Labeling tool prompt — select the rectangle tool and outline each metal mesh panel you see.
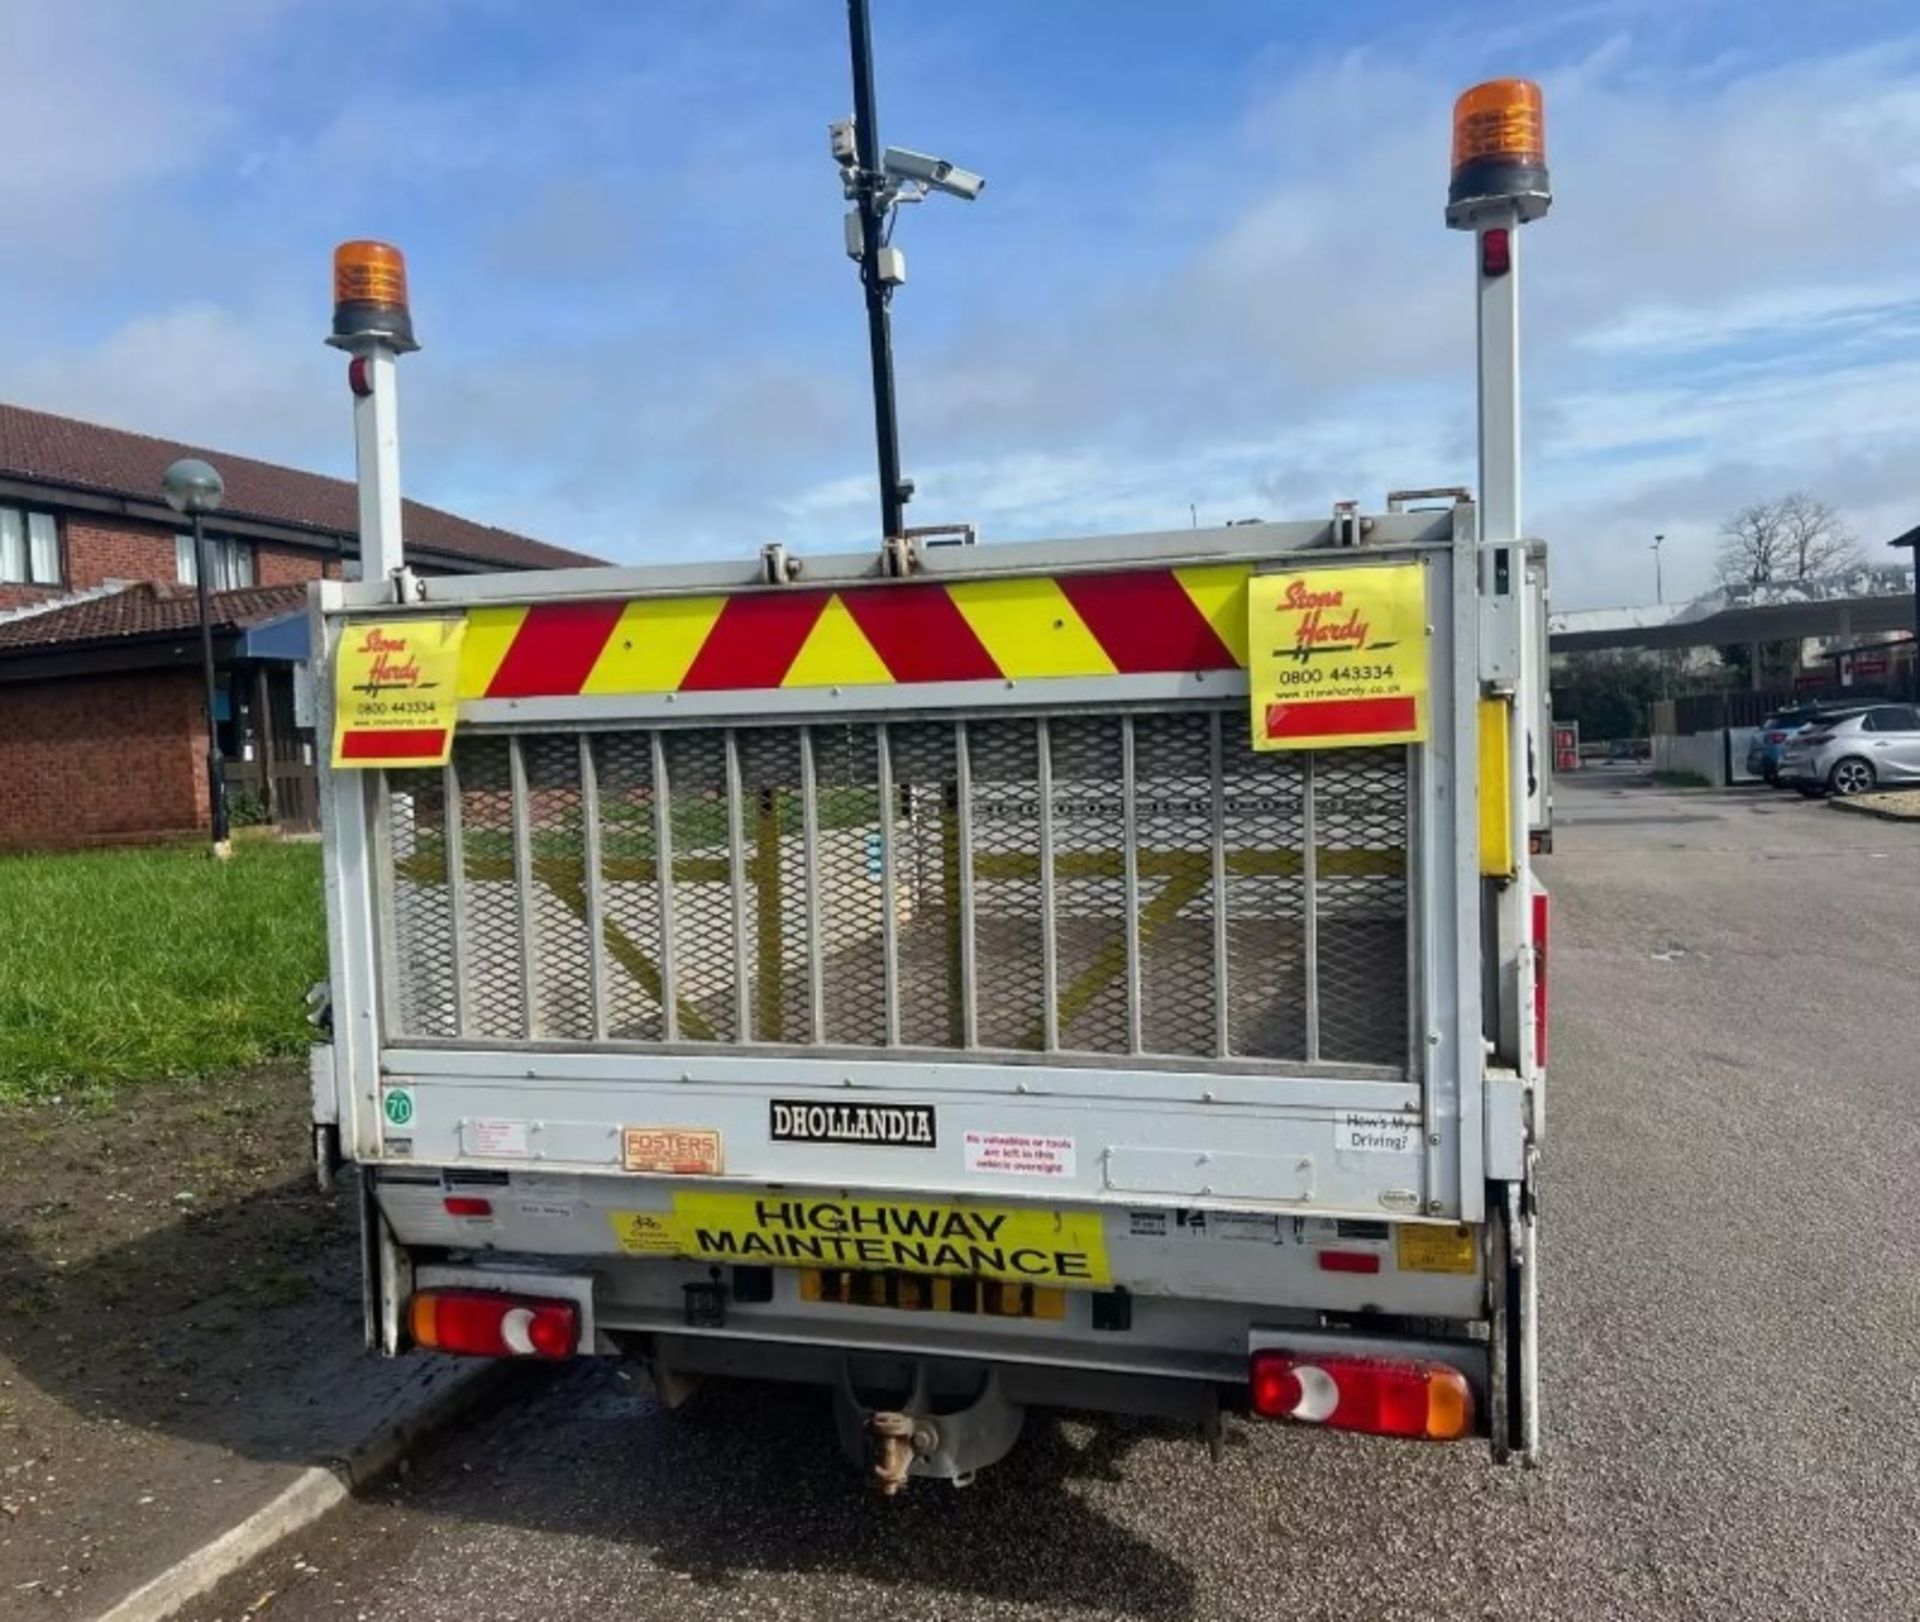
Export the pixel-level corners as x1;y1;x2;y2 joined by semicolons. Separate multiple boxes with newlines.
1313;747;1410;1065
591;732;667;1042
523;737;594;1040
737;730;810;1043
376;707;1411;1077
385;769;457;1039
661;730;739;1044
451;737;526;1039
809;724;887;1046
1221;740;1308;1060
1048;716;1129;1054
888;722;963;1048
1133;712;1219;1057
968;719;1045;1052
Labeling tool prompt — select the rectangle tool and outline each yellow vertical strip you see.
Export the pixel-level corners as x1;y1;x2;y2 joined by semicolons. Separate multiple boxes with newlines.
1173;562;1252;667
1479;697;1514;877
456;606;529;699
581;596;727;695
781;593;893;687
946;578;1117;679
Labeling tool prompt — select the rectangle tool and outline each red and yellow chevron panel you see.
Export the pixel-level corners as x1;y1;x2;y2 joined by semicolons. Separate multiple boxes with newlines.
457;565;1253;702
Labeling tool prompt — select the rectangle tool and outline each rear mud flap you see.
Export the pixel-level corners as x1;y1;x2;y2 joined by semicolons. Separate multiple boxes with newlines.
1488;1177;1540;1465
359;1167;414;1356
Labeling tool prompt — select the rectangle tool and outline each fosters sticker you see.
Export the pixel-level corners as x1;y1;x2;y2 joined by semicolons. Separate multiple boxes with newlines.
332;617;466;768
608;1192;1110;1288
1249;562;1429;750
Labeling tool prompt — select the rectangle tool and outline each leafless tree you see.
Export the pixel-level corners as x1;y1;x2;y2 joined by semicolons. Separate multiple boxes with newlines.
1714;492;1862;586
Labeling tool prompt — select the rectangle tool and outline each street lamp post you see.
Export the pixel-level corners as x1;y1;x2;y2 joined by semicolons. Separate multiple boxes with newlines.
1891;525;1920;701
162;457;231;859
1651;532;1665;604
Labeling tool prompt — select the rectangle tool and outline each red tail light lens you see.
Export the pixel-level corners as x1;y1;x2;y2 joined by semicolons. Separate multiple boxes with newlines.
1765;731;1785;744
409;1290;579;1360
442;1196;493;1218
1531;885;1549;1071
1249;1350;1474;1440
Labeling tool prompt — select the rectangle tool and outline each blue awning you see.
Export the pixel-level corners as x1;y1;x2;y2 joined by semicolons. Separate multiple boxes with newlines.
238;611;310;662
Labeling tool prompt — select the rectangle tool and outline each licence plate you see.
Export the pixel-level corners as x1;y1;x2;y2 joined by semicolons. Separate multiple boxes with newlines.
799;1269;1066;1320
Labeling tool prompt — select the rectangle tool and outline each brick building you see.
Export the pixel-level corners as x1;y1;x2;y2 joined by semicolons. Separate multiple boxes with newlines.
0;403;600;850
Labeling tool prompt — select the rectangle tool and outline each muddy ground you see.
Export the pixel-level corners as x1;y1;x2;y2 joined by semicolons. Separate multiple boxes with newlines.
0;1066;459;1621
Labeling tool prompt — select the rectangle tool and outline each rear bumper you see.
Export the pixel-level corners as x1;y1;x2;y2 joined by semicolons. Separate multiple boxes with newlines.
409;1254;1494;1436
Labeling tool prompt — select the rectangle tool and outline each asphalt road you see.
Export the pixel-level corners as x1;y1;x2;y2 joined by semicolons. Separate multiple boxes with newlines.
179;771;1920;1622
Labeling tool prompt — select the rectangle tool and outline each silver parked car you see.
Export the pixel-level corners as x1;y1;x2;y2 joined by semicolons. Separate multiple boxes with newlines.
1779;703;1920;796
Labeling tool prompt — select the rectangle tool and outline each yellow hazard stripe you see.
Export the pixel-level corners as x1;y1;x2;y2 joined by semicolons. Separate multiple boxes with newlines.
1173;562;1252;667
456;606;529;700
782;593;893;688
581;595;728;696
947;577;1117;680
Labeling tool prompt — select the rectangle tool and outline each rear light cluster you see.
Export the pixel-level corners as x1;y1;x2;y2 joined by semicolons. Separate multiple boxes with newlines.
409;1290;579;1360
1532;885;1549;1071
1765;731;1786;744
1249;1350;1473;1440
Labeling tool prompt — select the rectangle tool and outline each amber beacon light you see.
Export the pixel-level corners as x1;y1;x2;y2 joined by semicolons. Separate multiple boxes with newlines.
329;239;419;352
1446;79;1551;227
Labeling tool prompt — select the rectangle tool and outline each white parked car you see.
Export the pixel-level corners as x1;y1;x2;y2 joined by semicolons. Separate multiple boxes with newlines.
1778;703;1920;797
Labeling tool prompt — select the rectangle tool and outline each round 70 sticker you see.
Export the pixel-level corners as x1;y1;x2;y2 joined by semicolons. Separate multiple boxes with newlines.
382;1087;415;1128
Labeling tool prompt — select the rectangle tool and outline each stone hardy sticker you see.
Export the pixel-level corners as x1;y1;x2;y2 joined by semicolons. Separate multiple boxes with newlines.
770;1100;935;1149
332;616;466;768
608;1193;1110;1288
1248;562;1429;750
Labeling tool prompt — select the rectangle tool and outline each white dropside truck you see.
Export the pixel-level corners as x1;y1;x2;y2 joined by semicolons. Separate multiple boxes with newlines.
309;80;1554;1488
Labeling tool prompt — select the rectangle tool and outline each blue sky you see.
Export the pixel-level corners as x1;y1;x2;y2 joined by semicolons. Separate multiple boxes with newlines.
3;0;1920;608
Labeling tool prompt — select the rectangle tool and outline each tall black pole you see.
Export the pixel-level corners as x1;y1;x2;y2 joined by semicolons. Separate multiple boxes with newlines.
191;512;231;852
847;0;906;542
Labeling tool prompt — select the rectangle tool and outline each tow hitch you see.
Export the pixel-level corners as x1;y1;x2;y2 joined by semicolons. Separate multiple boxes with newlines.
836;1361;1025;1493
865;1410;939;1495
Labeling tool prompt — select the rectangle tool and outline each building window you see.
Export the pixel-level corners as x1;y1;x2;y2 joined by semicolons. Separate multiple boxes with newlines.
175;533;256;590
0;506;60;585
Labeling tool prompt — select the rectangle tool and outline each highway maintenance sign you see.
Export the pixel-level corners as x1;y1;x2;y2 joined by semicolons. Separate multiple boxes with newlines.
608;1192;1112;1287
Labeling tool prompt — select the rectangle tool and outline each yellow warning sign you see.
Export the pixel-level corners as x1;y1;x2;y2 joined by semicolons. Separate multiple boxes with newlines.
1395;1223;1479;1275
607;1211;681;1257
332;617;466;769
1249;562;1429;750
608;1193;1111;1288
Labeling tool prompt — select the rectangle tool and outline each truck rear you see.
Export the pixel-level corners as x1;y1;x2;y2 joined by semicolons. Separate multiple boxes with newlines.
309;75;1551;1488
310;498;1547;1484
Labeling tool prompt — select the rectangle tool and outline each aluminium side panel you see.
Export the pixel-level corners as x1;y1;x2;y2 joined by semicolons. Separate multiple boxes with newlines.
313;584;385;1163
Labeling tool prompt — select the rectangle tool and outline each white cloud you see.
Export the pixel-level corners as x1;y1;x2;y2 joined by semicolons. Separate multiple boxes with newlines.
0;13;1918;612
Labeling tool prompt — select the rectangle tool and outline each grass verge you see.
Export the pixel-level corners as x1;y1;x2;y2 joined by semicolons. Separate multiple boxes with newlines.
1651;769;1713;789
0;842;325;1104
